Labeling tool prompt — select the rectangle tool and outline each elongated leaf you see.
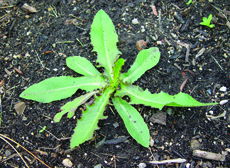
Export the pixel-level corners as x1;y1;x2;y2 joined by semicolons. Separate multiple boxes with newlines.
112;97;149;147
115;84;217;110
66;56;100;76
111;58;125;89
54;91;98;122
90;9;121;81
20;76;107;103
70;87;114;148
121;47;160;84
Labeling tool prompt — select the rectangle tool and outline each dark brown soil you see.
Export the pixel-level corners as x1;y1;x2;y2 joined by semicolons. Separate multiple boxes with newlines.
0;0;230;167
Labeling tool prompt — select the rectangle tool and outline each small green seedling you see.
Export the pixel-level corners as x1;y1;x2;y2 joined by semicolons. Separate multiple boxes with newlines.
186;0;192;6
39;126;46;133
20;10;217;148
200;14;215;28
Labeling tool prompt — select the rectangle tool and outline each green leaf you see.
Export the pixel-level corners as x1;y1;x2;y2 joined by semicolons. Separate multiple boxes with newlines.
208;14;212;23
111;58;125;89
200;14;214;28
20;76;107;103
115;84;217;110
54;91;98;122
90;9;121;81
39;126;46;133
66;56;100;76
121;47;160;84
209;24;215;28
112;97;149;148
186;0;192;6
70;87;114;148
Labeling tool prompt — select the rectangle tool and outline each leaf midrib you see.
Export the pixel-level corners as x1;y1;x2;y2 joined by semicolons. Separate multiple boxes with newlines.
124;51;155;82
24;83;102;95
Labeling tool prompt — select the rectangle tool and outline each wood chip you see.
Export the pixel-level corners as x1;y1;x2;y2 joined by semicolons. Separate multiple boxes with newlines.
195;48;205;59
21;3;38;13
4;68;11;76
193;150;227;161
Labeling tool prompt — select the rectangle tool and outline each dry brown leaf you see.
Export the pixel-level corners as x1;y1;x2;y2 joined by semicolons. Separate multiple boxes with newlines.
14;102;26;115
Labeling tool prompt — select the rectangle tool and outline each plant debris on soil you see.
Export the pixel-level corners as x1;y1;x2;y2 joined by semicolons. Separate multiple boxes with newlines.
0;0;230;167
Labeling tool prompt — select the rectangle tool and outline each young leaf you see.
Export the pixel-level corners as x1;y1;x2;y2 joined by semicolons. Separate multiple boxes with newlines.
200;14;215;28
121;47;160;84
90;9;121;81
112;97;150;148
70;87;114;148
111;58;125;89
66;56;100;76
115;84;217;110
54;91;98;122
20;76;107;103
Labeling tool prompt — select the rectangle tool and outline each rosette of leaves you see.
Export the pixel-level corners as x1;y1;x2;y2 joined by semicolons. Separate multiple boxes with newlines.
200;14;215;28
20;9;217;148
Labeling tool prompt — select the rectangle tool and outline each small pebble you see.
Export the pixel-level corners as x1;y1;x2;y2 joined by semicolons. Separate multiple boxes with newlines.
77;164;84;168
5;150;11;157
209;110;214;115
132;18;139;24
94;164;102;168
62;158;73;167
157;41;162;45
113;122;119;128
219;86;227;92
220;100;228;105
141;25;145;32
138;163;146;168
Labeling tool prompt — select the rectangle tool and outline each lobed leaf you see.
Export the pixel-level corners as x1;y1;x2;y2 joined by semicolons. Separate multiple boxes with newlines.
70;87;114;148
66;56;100;76
54;91;98;122
112;97;150;147
90;9;121;81
115;84;217;110
121;47;160;84
20;76;107;103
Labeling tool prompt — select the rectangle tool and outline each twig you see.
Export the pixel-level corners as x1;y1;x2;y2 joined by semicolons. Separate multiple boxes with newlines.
211;55;224;71
38;125;71;141
35;51;45;69
0;6;15;9
185;45;190;62
0;134;51;168
0;135;29;168
49;6;58;18
211;5;229;22
180;78;188;92
193;150;227;161
0;94;2;126
76;38;84;47
148;158;186;164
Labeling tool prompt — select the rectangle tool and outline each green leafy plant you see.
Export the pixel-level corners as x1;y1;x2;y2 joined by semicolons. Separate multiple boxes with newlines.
200;14;215;28
186;0;192;6
39;126;46;133
20;9;217;148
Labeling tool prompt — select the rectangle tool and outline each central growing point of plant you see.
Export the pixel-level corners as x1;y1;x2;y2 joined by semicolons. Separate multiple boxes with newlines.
20;10;217;148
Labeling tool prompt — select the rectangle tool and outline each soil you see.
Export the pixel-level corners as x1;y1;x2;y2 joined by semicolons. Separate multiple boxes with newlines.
0;0;230;168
